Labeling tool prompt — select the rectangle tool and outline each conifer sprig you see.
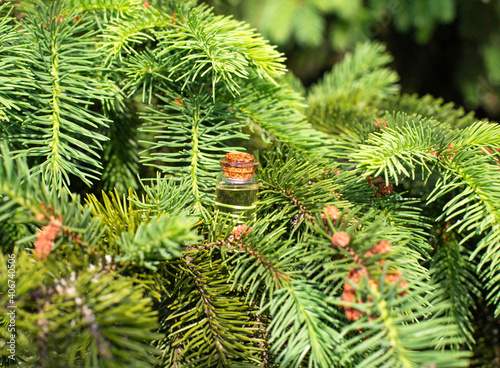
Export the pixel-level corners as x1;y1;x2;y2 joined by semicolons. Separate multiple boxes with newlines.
0;4;33;133
19;5;114;189
155;4;286;97
430;230;481;348
66;0;144;20
338;281;470;368
156;250;264;367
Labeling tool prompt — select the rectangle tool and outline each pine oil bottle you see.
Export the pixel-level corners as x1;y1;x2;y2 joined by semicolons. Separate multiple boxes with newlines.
215;152;259;221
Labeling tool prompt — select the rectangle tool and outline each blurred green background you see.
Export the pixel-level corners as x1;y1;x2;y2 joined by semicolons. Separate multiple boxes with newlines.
204;0;500;121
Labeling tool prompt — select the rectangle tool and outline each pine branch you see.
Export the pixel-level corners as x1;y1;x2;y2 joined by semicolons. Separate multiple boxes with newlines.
352;113;448;184
268;281;341;368
302;209;467;366
86;189;146;254
18;5;114;190
100;7;172;61
378;196;433;259
428;148;500;316
430;229;481;348
256;149;349;230
206;215;341;368
451;120;500;149
348;172;433;260
307;41;400;134
0;3;34;135
351;113;500;316
337;279;470;368
380;93;476;129
116;213;199;270
296;205;468;366
209;218;297;306
119;49;172;104
155;4;286;97
3;0;498;364
303;208;425;301
236;75;337;157
64;0;144;21
0;144;106;261
129;174;197;216
203;214;342;367
157;250;264;367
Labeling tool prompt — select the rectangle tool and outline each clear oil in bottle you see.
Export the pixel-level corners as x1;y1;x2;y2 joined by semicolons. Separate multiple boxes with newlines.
215;152;259;221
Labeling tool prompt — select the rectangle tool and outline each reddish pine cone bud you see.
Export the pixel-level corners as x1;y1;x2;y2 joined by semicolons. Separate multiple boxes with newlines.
378;182;393;195
347;268;365;283
365;240;392;257
34;216;63;260
374;120;387;129
341;288;355;303
331;231;350;248
321;205;341;225
385;269;408;296
228;224;252;243
342;268;366;321
385;269;401;284
341;291;361;321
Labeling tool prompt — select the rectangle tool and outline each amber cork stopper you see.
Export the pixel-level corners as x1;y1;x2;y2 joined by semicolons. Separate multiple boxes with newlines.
220;152;258;182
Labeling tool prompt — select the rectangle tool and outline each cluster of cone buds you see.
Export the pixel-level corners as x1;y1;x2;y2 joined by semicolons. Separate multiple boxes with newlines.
34;215;63;260
329;229;407;321
367;176;393;197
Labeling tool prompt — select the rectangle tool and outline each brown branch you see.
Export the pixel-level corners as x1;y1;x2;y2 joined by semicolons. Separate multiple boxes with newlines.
227;225;291;285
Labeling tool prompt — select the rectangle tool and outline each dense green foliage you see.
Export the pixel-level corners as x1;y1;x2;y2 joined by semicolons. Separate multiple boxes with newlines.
1;1;499;367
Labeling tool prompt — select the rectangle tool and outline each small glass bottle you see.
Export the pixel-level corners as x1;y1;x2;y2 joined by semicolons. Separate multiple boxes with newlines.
215;152;259;221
